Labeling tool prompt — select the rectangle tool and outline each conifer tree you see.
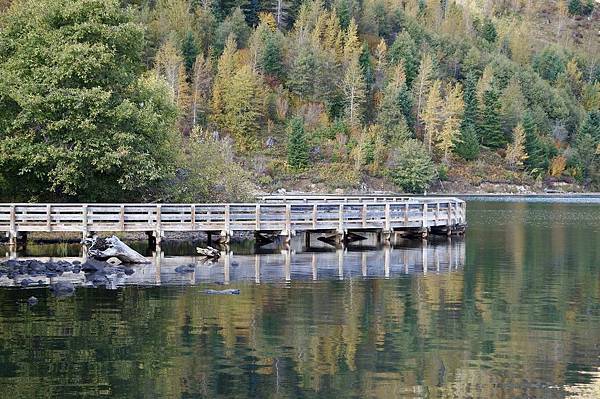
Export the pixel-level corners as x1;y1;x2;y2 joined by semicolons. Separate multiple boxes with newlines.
343;18;361;61
191;54;214;127
506;123;528;169
479;88;505;148
437;83;465;163
378;64;412;142
462;72;479;132
500;77;526;135
413;53;435;133
522;110;547;171
388;31;419;86
181;31;199;73
455;125;480;160
343;53;366;127
287;117;309;170
421;79;443;154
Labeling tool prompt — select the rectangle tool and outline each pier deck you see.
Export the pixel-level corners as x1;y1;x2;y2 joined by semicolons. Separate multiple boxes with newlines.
1;196;466;245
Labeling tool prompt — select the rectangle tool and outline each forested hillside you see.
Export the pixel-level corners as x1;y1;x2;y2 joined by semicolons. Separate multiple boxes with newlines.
0;0;598;201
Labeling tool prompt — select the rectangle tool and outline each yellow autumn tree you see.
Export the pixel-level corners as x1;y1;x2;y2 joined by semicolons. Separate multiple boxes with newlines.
437;83;465;164
421;79;443;154
505;123;528;169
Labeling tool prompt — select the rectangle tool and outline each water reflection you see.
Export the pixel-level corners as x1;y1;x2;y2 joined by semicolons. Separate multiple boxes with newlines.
0;201;598;398
0;237;465;287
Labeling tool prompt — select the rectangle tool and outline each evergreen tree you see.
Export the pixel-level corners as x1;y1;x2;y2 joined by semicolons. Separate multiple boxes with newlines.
462;72;479;131
522;110;547;171
481;18;497;43
287;117;309;170
260;32;284;78
388;31;419;86
181;31;199;73
455;125;480;161
378;64;413;142
479;88;506;148
579;110;600;142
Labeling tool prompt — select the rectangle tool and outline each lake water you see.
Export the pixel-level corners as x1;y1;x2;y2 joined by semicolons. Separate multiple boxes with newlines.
0;199;599;398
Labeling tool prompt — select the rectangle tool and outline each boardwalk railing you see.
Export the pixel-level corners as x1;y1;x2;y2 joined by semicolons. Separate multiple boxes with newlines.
0;198;466;243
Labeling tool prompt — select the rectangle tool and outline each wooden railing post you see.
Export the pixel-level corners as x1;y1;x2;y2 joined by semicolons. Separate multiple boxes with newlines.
362;203;367;227
338;203;344;234
385;203;391;232
285;204;291;236
155;204;162;244
9;204;16;246
191;204;196;230
255;204;260;230
312;204;317;229
422;203;428;228
119;205;125;231
224;204;230;233
82;205;88;238
46;204;52;232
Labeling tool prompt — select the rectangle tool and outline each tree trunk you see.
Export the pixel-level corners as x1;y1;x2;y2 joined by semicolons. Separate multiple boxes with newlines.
86;235;149;264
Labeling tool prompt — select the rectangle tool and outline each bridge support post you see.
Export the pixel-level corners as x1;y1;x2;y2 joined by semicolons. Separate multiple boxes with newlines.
220;230;230;244
304;231;311;248
146;231;156;249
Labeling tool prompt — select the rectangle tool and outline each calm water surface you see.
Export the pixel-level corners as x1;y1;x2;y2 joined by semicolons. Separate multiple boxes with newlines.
0;200;599;398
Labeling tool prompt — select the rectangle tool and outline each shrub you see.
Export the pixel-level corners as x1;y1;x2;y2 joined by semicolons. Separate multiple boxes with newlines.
387;139;437;193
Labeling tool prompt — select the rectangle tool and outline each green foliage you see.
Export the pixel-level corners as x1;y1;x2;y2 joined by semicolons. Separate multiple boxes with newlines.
261;33;284;78
287;117;310;170
579;110;600;142
387;139;437;193
462;72;479;130
181;31;199;73
0;0;179;201
522;111;549;172
481;18;497;44
388;32;419;86
533;47;566;82
479;88;506;148
455;125;480;161
568;0;595;16
175;129;254;202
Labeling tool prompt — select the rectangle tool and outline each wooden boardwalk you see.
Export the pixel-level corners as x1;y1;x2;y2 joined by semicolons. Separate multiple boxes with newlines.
1;196;466;245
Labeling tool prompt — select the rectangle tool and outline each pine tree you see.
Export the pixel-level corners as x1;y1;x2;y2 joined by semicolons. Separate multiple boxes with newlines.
479;88;506;148
413;53;434;133
221;64;264;150
505;123;528;169
476;64;494;105
342;53;366;127
181;31;199;73
211;35;238;128
421;79;443;154
522;110;547;171
462;72;479;135
378;64;412;142
287;117;309;170
500;77;526;135
388;31;419;86
437;83;465;163
455;125;480;160
343;18;361;62
191;54;213;127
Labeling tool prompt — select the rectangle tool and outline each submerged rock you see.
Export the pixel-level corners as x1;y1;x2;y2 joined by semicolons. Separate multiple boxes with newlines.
50;281;75;298
175;264;196;273
204;289;240;295
27;296;38;306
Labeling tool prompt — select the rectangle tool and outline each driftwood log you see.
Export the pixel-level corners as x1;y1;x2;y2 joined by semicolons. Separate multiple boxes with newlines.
86;236;149;264
196;246;220;259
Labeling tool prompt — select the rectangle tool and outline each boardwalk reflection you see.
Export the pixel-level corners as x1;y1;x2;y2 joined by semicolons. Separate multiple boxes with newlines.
117;238;465;286
1;238;464;287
